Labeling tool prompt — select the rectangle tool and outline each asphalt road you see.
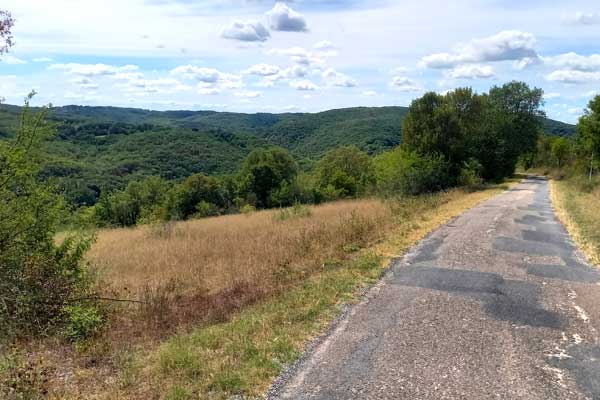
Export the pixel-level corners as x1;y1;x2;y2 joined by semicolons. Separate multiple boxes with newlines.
269;177;600;400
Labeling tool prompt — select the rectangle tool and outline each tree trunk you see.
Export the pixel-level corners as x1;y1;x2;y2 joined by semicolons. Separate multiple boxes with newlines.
590;151;595;183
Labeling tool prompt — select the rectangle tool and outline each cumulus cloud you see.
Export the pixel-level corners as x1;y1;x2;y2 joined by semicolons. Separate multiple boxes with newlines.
446;64;494;79
314;40;336;51
258;65;309;87
563;12;600;25
221;20;270;42
171;65;242;89
119;77;191;94
322;68;357;87
50;63;139;77
545;70;600;84
545;52;600;72
362;90;377;96
32;57;53;63
267;2;308;32
289;79;318;91
390;76;420;92
420;30;538;69
243;63;280;76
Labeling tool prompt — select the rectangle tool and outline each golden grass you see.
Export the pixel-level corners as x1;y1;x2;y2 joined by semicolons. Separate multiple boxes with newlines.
88;200;389;299
6;182;515;399
551;179;600;266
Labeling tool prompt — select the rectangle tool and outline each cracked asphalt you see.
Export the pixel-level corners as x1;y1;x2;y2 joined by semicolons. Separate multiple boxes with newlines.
268;177;600;400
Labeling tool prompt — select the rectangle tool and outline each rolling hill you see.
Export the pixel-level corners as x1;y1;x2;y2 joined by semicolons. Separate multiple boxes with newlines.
0;104;575;203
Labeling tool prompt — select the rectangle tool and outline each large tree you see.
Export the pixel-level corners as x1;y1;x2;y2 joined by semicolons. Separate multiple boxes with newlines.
238;147;298;208
577;95;600;179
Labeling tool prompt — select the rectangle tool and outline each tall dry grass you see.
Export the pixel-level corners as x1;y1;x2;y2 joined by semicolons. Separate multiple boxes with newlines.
87;199;393;331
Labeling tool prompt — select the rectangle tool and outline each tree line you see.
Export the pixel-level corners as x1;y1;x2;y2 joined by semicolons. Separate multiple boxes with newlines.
526;94;600;185
87;81;545;228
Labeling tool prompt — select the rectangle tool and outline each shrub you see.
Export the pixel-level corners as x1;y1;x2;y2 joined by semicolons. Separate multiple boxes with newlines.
0;94;95;339
63;304;104;341
374;148;451;196
458;158;484;187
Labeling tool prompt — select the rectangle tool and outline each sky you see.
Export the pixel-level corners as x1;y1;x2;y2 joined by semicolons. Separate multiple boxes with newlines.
0;0;599;123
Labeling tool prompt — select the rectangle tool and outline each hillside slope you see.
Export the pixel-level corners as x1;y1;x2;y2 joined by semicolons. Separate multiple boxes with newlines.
0;104;574;197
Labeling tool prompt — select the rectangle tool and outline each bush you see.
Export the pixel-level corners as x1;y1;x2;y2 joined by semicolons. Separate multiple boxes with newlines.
457;158;483;187
0;95;95;339
273;203;312;221
374;148;451;196
315;146;373;199
63;304;104;341
240;204;256;215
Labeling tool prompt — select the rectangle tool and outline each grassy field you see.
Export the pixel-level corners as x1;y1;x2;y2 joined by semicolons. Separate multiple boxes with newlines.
2;184;513;399
551;177;600;266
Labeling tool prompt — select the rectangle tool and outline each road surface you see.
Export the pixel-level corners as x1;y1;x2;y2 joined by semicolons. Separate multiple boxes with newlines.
269;177;600;400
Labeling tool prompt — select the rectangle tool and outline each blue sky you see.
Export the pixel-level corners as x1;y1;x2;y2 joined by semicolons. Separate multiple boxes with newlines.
1;0;599;123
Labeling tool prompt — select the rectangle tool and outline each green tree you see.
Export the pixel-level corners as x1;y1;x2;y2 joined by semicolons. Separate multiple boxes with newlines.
479;81;544;180
166;173;225;220
315;146;373;199
551;137;570;168
0;94;94;338
577;95;600;180
238;147;298;208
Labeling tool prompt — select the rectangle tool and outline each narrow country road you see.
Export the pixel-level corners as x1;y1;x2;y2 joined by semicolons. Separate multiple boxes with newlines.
269;177;600;400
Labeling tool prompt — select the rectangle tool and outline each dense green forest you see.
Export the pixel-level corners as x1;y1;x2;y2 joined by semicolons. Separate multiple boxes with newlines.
0;103;574;206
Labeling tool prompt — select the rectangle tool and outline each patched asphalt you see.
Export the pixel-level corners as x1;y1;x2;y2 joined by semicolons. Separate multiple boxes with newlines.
268;178;600;400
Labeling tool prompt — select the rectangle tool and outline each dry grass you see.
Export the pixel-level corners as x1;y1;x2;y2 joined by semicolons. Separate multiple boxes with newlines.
551;178;600;266
5;183;514;399
89;200;388;300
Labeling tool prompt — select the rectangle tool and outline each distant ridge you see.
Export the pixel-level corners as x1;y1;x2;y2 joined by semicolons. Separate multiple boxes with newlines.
0;104;576;194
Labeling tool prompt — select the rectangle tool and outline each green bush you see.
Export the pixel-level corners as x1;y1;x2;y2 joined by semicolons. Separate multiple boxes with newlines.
0;95;95;339
458;158;483;187
63;304;104;341
374;148;451;195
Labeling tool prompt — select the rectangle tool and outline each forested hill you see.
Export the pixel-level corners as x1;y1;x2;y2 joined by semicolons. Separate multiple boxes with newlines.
0;103;575;199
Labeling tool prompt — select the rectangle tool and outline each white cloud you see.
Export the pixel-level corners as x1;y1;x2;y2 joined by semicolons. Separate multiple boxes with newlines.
2;55;27;65
390;76;421;92
119;77;190;94
446;64;494;79
545;92;561;99
171;65;242;89
69;77;99;90
257;65;308;87
314;40;336;51
545;52;600;72
267;2;308;32
546;69;600;84
362;90;377;96
235;90;262;98
421;30;538;69
514;57;540;70
267;46;325;66
322;68;357;87
243;63;280;76
563;12;600;26
50;63;139;77
289;80;318;91
32;57;53;63
221;20;270;42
